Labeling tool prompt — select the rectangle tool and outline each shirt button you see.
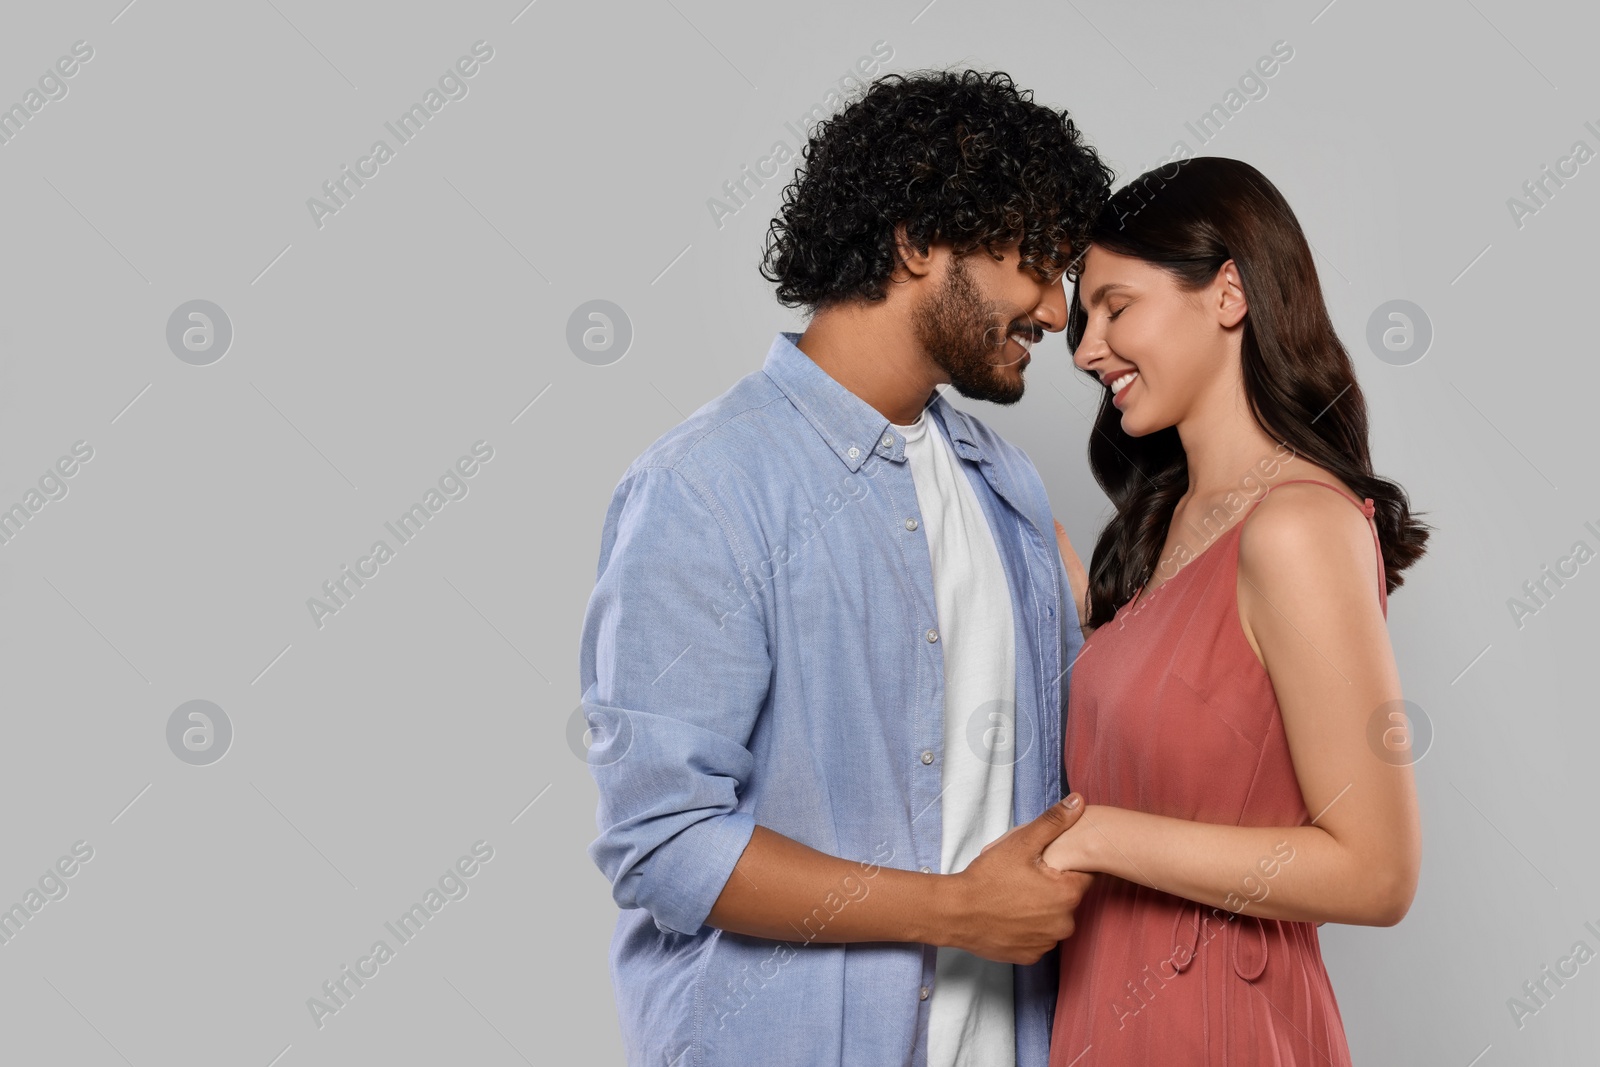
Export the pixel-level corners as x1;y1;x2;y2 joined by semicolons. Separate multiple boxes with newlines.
920;986;930;1001
925;628;939;643
882;434;893;447
847;446;860;459
919;865;932;874
920;750;934;765
905;517;919;531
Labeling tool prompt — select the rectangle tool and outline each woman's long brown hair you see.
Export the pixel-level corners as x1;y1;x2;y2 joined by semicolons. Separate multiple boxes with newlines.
1065;156;1431;629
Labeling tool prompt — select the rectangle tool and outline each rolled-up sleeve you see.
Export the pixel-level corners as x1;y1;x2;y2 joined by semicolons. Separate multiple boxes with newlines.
580;464;771;937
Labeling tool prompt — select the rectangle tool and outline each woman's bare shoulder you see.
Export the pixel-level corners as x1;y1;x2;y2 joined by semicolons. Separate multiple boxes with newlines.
1237;470;1376;591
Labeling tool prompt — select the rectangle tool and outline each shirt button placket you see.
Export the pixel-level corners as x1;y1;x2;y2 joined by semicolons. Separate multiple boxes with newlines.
918;534;941;926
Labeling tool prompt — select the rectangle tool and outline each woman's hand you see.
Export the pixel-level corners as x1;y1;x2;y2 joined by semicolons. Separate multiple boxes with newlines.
1041;808;1097;873
977;800;1098;872
1053;518;1093;639
979;806;1098;872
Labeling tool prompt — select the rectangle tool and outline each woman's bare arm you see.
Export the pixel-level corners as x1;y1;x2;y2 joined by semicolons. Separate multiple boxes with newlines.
1043;486;1422;926
1054;518;1094;642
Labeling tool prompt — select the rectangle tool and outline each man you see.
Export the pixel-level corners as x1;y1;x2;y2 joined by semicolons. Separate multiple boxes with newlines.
579;70;1114;1066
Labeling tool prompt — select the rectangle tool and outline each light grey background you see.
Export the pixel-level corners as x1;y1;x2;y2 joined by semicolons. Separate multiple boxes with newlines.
0;0;1594;1063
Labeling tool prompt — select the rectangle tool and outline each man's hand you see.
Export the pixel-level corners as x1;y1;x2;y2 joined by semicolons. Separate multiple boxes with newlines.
940;795;1095;964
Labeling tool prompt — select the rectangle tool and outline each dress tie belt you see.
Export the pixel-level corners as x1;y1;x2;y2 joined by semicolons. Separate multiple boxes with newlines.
1169;899;1269;981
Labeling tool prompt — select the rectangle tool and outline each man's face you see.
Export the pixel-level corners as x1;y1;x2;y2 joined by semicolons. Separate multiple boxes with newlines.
913;242;1070;405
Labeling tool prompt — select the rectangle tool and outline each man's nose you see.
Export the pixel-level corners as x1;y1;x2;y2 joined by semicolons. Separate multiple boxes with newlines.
1031;276;1068;334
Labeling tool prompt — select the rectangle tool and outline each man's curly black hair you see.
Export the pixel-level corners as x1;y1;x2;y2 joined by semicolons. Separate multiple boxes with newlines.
760;69;1114;312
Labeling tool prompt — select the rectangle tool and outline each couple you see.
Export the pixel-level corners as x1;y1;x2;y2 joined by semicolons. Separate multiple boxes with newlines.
578;70;1428;1066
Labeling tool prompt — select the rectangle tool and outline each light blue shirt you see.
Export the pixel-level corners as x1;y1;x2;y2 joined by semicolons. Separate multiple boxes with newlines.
580;331;1086;1067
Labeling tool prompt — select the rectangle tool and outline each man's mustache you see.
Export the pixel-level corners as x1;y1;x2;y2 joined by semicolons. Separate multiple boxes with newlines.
983;320;1044;348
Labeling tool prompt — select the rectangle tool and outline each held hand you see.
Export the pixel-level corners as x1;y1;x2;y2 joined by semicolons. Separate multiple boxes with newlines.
946;795;1095;965
1040;812;1093;874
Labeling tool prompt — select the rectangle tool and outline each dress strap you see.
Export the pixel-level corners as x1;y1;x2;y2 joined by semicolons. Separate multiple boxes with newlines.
1245;479;1386;616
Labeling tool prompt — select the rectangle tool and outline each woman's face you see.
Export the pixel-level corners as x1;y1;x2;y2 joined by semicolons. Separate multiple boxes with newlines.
1071;244;1245;437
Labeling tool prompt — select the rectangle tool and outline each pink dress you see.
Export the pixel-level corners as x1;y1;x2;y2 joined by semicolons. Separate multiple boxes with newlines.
1050;479;1387;1066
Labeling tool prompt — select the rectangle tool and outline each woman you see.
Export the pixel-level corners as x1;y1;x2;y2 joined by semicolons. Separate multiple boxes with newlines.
1044;156;1428;1064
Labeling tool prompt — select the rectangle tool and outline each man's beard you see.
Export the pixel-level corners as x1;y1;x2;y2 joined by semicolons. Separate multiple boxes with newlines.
912;253;1033;406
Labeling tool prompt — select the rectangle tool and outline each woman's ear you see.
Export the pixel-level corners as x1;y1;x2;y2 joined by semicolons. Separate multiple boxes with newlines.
1216;258;1248;328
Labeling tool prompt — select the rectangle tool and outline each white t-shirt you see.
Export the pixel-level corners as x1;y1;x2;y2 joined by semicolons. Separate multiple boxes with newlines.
894;405;1018;1067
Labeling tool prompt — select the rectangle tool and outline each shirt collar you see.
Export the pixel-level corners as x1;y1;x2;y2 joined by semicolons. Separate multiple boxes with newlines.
762;331;987;471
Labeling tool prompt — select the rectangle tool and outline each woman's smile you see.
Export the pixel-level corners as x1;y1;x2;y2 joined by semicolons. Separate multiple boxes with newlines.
1108;370;1139;407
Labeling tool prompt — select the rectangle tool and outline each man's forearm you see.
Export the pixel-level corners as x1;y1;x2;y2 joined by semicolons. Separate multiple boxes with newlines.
706;826;961;947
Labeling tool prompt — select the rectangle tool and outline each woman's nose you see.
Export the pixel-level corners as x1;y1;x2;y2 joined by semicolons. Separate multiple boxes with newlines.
1072;330;1105;372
